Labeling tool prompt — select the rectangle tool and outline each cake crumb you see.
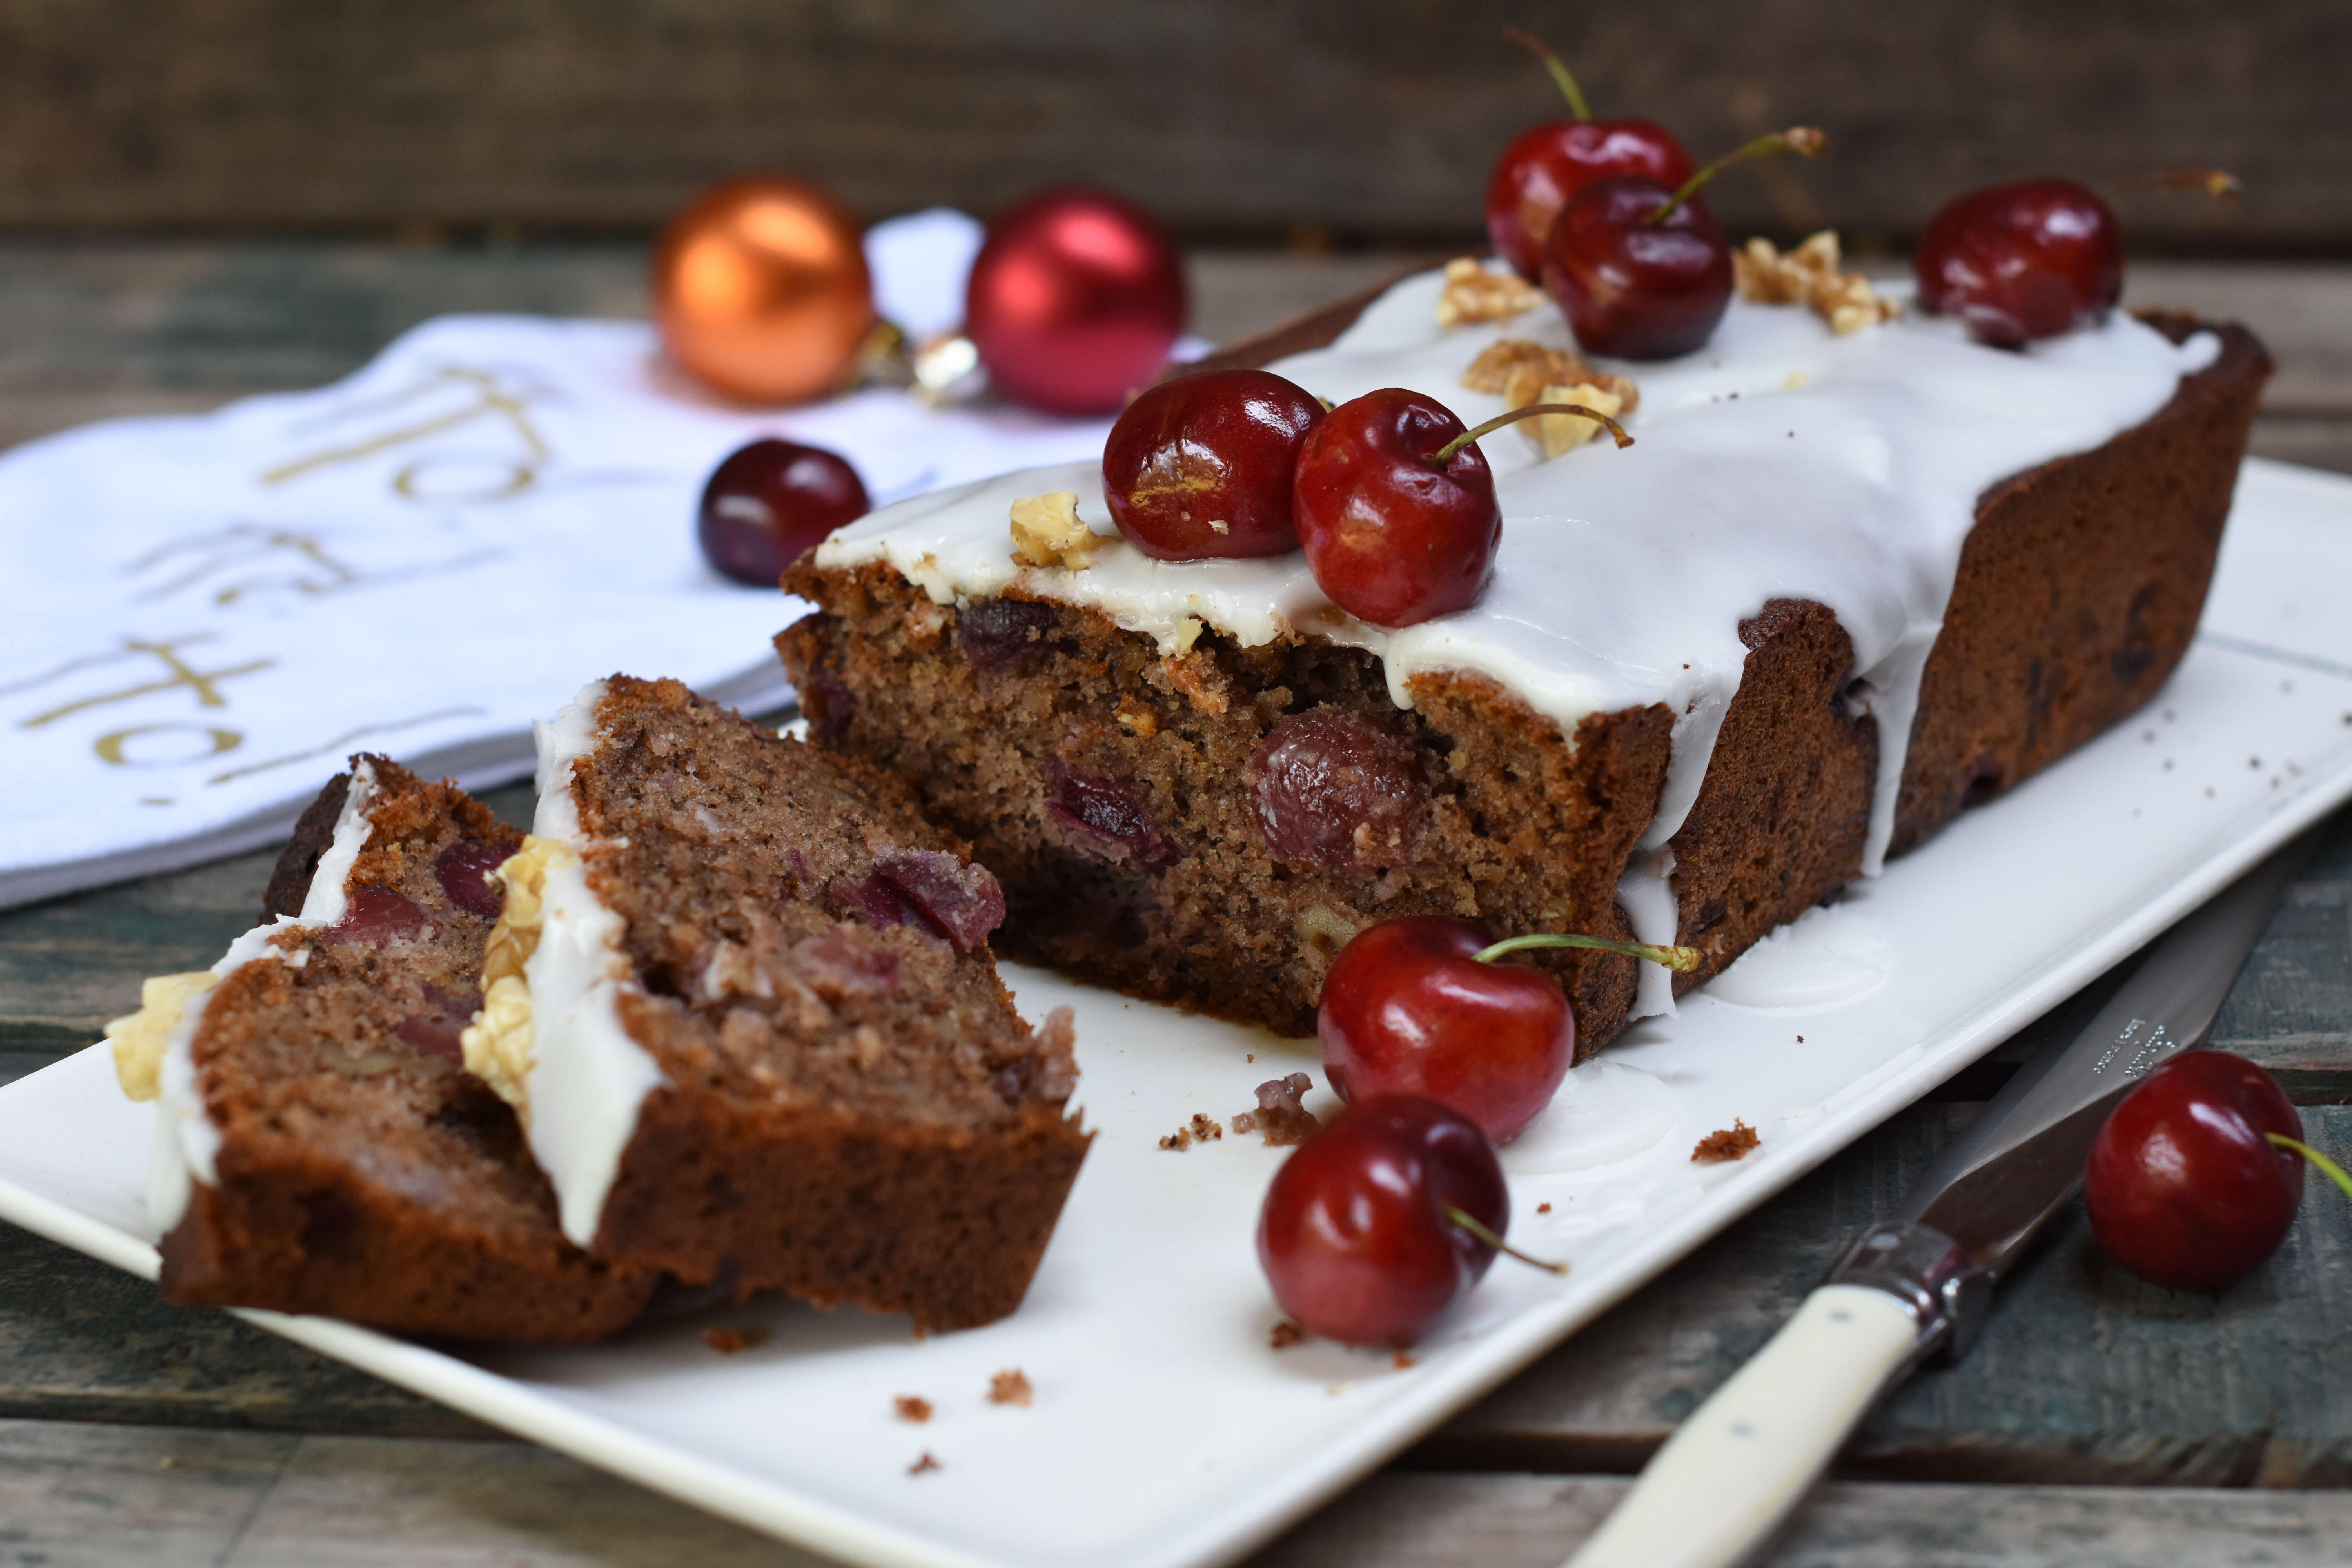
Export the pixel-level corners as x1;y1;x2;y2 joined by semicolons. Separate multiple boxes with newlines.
1734;231;1900;334
1159;1126;1194;1151
1270;1321;1303;1349
1010;491;1106;569
988;1368;1034;1407
895;1395;934;1423
1247;1053;1255;1063
1243;1073;1320;1146
1537;1202;1552;1214
1692;1120;1761;1163
1114;698;1161;739
1189;1112;1224;1142
705;1325;768;1354
1436;258;1544;328
909;1451;942;1475
1230;1111;1256;1135
1393;1351;1417;1370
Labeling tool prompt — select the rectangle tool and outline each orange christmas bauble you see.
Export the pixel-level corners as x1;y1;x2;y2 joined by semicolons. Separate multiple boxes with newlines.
652;176;874;405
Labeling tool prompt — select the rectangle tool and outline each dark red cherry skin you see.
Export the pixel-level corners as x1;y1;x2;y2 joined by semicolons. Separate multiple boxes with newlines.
1256;1095;1510;1348
2085;1050;2304;1294
697;437;871;587
327;886;425;944
1541;175;1732;361
1103;369;1325;560
1915;179;2123;349
1487;120;1696;283
433;839;512;920
1319;917;1573;1145
1292;388;1499;629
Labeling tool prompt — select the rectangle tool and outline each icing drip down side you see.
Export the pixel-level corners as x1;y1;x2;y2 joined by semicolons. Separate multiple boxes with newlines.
461;678;668;1248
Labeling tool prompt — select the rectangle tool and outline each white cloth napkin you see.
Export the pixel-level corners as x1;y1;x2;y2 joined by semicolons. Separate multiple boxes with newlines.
0;210;1140;907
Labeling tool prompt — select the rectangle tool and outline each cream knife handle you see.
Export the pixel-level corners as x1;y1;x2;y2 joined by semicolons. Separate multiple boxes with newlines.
1562;1285;1923;1568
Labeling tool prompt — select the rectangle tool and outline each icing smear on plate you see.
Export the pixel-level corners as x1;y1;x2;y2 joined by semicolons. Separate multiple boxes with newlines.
818;266;2218;1020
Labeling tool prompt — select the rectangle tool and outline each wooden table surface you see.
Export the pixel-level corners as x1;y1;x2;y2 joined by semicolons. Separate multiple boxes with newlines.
4;245;2351;1567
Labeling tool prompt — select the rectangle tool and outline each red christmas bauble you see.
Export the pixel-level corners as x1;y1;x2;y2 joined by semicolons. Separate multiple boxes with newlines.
966;187;1187;415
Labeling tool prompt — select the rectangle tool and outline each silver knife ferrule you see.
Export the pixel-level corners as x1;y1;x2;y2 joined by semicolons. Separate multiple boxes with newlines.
1826;1221;1992;1365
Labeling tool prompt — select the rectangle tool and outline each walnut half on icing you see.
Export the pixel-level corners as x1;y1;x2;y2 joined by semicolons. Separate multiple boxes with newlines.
1734;231;1900;335
1436;258;1545;330
1009;492;1108;570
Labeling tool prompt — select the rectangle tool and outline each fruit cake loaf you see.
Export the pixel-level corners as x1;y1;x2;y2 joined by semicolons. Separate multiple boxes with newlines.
778;274;2269;1049
461;675;1090;1332
108;756;653;1343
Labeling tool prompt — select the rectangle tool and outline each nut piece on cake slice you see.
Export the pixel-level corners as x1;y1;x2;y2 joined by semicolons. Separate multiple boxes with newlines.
108;756;655;1343
465;675;1090;1333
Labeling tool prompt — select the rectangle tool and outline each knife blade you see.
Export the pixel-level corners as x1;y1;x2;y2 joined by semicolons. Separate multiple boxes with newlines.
1561;827;2319;1568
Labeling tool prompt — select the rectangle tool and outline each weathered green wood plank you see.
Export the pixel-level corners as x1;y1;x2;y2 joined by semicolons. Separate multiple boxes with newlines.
5;1417;2350;1568
1256;1472;2352;1568
1421;1106;2352;1487
4;1;2350;256
0;1220;494;1440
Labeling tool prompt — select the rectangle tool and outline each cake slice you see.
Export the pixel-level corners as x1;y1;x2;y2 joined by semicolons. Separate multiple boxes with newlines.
463;675;1089;1332
109;756;654;1343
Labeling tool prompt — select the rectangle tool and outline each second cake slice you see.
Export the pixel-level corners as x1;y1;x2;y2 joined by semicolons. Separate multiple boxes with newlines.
465;675;1090;1331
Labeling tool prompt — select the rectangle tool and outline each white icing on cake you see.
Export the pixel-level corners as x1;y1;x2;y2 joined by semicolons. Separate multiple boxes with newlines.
149;759;380;1230
517;679;670;1248
817;267;2218;1020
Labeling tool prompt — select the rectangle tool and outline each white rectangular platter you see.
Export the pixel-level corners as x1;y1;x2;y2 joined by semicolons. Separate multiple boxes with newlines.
5;456;2352;1568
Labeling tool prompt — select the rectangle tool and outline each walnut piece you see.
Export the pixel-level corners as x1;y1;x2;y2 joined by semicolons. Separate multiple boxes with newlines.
1732;230;1900;335
1436;258;1545;330
1010;491;1107;569
1502;367;1634;457
1461;337;1591;396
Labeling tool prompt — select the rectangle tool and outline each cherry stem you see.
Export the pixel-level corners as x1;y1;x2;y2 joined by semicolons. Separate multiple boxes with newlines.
1447;1207;1570;1276
1475;931;1704;972
1648;126;1829;226
1427;403;1634;469
1503;27;1590;122
2266;1133;2352;1204
2109;167;2243;205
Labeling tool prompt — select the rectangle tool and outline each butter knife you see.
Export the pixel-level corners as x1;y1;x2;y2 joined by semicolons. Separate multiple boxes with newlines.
1563;829;2317;1568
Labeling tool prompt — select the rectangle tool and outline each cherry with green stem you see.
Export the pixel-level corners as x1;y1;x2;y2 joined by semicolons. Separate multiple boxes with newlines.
1542;126;1828;360
1318;915;1701;1145
1485;30;1695;282
1293;390;1632;629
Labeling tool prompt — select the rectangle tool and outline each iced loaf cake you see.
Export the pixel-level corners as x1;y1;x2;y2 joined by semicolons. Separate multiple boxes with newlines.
779;269;2269;1047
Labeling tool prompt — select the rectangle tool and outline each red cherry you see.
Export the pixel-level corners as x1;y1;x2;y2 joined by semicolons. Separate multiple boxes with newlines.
327;886;425;945
433;839;513;920
697;437;871;586
1102;368;1325;559
1541;175;1731;361
1292;390;1632;628
1541;127;1826;361
1256;1095;1510;1348
966;187;1188;416
1320;917;1573;1144
1914;178;2124;348
2085;1050;2303;1293
1485;30;1693;283
1291;389;1499;628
